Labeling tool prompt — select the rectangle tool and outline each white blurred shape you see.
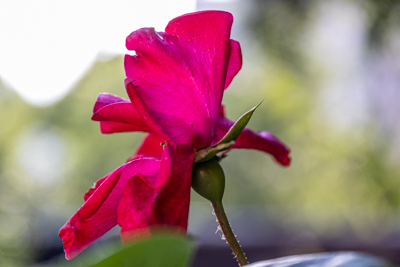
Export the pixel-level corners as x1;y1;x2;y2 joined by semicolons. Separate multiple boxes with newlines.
15;124;66;185
304;1;369;131
304;1;367;71
199;0;238;3
0;0;196;106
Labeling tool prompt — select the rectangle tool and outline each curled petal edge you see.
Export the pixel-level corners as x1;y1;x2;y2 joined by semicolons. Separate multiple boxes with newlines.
59;158;160;260
214;116;291;166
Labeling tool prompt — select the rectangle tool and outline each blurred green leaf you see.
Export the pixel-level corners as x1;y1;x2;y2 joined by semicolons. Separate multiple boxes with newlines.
91;235;194;267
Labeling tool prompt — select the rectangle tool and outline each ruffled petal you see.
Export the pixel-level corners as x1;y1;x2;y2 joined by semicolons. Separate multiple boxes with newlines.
124;11;235;149
214;116;291;166
59;158;160;260
92;93;151;134
150;144;194;231
224;40;242;89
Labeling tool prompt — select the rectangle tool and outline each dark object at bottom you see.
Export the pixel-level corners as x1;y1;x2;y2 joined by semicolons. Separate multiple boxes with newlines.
246;251;391;267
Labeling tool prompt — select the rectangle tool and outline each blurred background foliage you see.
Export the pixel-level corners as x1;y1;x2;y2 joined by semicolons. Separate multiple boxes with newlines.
1;0;400;266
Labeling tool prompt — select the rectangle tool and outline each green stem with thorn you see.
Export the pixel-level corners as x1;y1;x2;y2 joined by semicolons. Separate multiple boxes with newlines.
212;201;248;266
191;157;251;266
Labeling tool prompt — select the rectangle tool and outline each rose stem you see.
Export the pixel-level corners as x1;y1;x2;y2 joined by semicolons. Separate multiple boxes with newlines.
212;200;249;266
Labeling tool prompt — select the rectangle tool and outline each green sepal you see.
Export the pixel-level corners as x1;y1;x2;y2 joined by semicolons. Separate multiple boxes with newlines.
193;140;235;163
193;100;263;163
215;100;263;146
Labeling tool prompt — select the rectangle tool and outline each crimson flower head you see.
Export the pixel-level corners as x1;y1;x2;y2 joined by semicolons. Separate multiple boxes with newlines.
59;10;290;260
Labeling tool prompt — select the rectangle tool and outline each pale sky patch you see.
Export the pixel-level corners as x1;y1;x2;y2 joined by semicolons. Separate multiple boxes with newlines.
0;0;196;106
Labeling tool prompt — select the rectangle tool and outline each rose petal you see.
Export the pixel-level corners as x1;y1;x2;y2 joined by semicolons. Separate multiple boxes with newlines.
83;175;108;201
59;158;160;260
150;144;194;231
98;121;147;134
214;116;291;166
117;144;193;243
124;11;235;149
224;39;242;89
93;93;130;113
92;93;151;134
117;175;156;244
125;79;171;141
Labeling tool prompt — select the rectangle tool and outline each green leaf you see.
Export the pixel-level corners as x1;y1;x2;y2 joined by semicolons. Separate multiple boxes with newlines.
215;100;263;146
91;235;194;267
